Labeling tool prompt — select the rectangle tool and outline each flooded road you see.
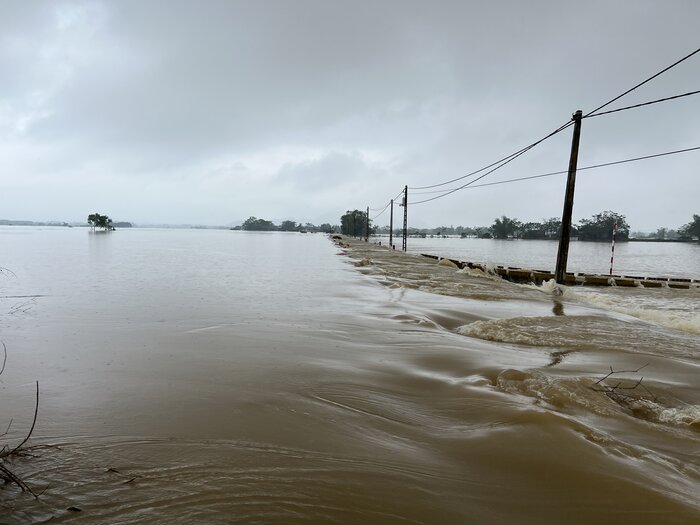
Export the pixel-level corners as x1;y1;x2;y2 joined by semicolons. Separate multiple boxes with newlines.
2;228;699;523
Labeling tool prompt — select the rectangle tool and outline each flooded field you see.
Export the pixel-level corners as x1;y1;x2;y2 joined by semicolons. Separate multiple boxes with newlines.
1;228;699;523
401;236;700;280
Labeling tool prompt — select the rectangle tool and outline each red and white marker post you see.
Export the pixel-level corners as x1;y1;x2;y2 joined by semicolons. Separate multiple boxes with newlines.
609;222;617;276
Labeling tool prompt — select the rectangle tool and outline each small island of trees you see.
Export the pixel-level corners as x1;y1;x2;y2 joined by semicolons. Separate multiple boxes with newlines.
87;213;113;231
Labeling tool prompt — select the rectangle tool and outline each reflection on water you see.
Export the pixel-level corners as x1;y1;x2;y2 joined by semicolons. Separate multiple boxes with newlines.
1;228;699;523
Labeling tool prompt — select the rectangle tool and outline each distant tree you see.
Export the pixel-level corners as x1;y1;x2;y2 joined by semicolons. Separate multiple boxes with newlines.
577;211;629;242
87;213;113;231
318;223;333;233
520;221;545;239
542;217;562;239
242;216;277;231
679;214;700;242
279;220;297;231
490;216;521;239
340;210;370;237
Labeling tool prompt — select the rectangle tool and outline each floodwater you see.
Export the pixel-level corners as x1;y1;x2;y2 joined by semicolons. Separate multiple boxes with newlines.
402;236;700;280
1;227;699;524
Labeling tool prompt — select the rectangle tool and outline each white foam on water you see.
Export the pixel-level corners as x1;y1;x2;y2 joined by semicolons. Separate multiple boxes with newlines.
458;317;555;347
656;405;700;427
537;279;700;336
483;261;498;275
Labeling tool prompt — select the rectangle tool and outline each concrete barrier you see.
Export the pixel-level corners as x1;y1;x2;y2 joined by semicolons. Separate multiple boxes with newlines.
613;278;636;287
418;253;697;289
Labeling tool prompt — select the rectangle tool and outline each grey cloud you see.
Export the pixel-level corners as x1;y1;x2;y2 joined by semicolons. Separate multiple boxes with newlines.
277;151;381;190
0;0;698;229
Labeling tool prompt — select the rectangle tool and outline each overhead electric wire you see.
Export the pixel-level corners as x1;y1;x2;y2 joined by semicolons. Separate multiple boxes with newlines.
573;145;700;172
585;47;700;117
407;145;700;202
370;200;392;220
377;48;700;210
409;119;574;190
583;89;700;118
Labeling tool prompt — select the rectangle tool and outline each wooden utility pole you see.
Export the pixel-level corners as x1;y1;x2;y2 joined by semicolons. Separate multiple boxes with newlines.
389;199;394;248
365;206;369;241
555;110;583;284
402;185;408;252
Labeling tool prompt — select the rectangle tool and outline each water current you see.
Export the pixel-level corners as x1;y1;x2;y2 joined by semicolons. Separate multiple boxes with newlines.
1;227;699;523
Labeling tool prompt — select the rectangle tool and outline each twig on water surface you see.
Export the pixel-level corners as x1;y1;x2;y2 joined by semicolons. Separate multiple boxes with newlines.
0;267;17;278
9;299;36;315
591;363;658;405
593;363;649;385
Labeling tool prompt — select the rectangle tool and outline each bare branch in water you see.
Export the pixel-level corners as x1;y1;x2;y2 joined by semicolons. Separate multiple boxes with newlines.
0;341;6;376
591;363;658;410
1;382;40;459
0;267;17;278
593;363;649;385
0;463;33;493
1;418;13;439
1;343;40;495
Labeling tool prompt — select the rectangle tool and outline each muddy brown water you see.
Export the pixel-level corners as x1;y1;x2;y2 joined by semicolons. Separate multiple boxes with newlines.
1;228;699;523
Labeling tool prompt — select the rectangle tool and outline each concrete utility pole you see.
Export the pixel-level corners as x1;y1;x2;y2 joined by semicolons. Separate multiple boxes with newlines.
365;206;369;241
402;185;408;252
389;199;394;248
555;110;583;284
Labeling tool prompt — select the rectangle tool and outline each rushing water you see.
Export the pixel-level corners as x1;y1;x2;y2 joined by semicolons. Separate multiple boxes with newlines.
400;236;700;280
1;227;699;523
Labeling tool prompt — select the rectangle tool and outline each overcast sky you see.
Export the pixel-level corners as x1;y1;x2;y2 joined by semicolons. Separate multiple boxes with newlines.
1;0;698;230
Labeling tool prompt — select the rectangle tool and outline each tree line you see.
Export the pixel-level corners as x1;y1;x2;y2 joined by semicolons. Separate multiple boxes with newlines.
235;210;700;243
374;211;700;242
235;216;337;233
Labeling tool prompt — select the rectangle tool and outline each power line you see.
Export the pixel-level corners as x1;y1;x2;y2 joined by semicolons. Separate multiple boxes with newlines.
574;145;700;173
409;120;573;190
408;145;700;202
411;168;569;194
378;48;700;208
407;121;573;205
585;47;700;117
370;200;392;220
583;89;700;118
